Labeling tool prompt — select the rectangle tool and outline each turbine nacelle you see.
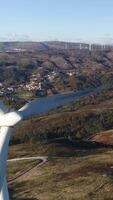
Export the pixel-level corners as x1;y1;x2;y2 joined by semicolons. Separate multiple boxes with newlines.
0;102;22;127
0;111;22;127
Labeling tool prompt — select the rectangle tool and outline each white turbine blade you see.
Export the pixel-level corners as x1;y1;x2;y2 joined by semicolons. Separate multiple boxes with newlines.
0;178;9;200
0;127;12;191
18;87;102;119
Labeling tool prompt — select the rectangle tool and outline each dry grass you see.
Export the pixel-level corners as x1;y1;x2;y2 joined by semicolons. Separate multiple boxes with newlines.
7;92;113;200
7;144;113;200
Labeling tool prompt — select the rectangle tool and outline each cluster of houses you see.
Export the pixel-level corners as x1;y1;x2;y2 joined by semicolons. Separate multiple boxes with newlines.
0;68;76;97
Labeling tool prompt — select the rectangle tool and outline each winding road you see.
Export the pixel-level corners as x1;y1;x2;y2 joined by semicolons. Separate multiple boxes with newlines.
7;156;47;183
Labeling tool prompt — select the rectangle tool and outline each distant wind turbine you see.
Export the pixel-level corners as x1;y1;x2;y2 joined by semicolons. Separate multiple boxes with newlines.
0;86;102;199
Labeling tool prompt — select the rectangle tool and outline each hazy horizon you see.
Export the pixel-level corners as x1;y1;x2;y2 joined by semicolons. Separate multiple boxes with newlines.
0;39;113;45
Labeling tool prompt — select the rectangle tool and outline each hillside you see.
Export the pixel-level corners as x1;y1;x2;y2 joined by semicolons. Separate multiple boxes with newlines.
0;45;113;108
1;42;113;200
7;88;113;200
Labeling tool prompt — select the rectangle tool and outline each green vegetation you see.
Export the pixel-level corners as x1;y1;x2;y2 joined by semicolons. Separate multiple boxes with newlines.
10;92;113;145
7;88;113;199
2;47;113;199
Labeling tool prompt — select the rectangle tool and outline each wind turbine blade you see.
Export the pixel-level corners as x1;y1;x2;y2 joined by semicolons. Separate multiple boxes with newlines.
0;178;9;200
0;127;13;191
18;86;102;119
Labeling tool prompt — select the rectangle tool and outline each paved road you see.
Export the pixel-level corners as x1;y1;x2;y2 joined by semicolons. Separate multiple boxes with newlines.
7;156;47;183
8;156;47;163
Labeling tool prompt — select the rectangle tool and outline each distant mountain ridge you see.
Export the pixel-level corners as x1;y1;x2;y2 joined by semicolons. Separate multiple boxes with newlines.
0;41;113;51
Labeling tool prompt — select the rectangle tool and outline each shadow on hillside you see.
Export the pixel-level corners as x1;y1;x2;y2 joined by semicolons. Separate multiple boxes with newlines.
9;182;39;200
48;138;113;150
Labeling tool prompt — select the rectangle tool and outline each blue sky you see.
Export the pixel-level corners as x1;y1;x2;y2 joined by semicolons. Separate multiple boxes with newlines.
0;0;113;43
